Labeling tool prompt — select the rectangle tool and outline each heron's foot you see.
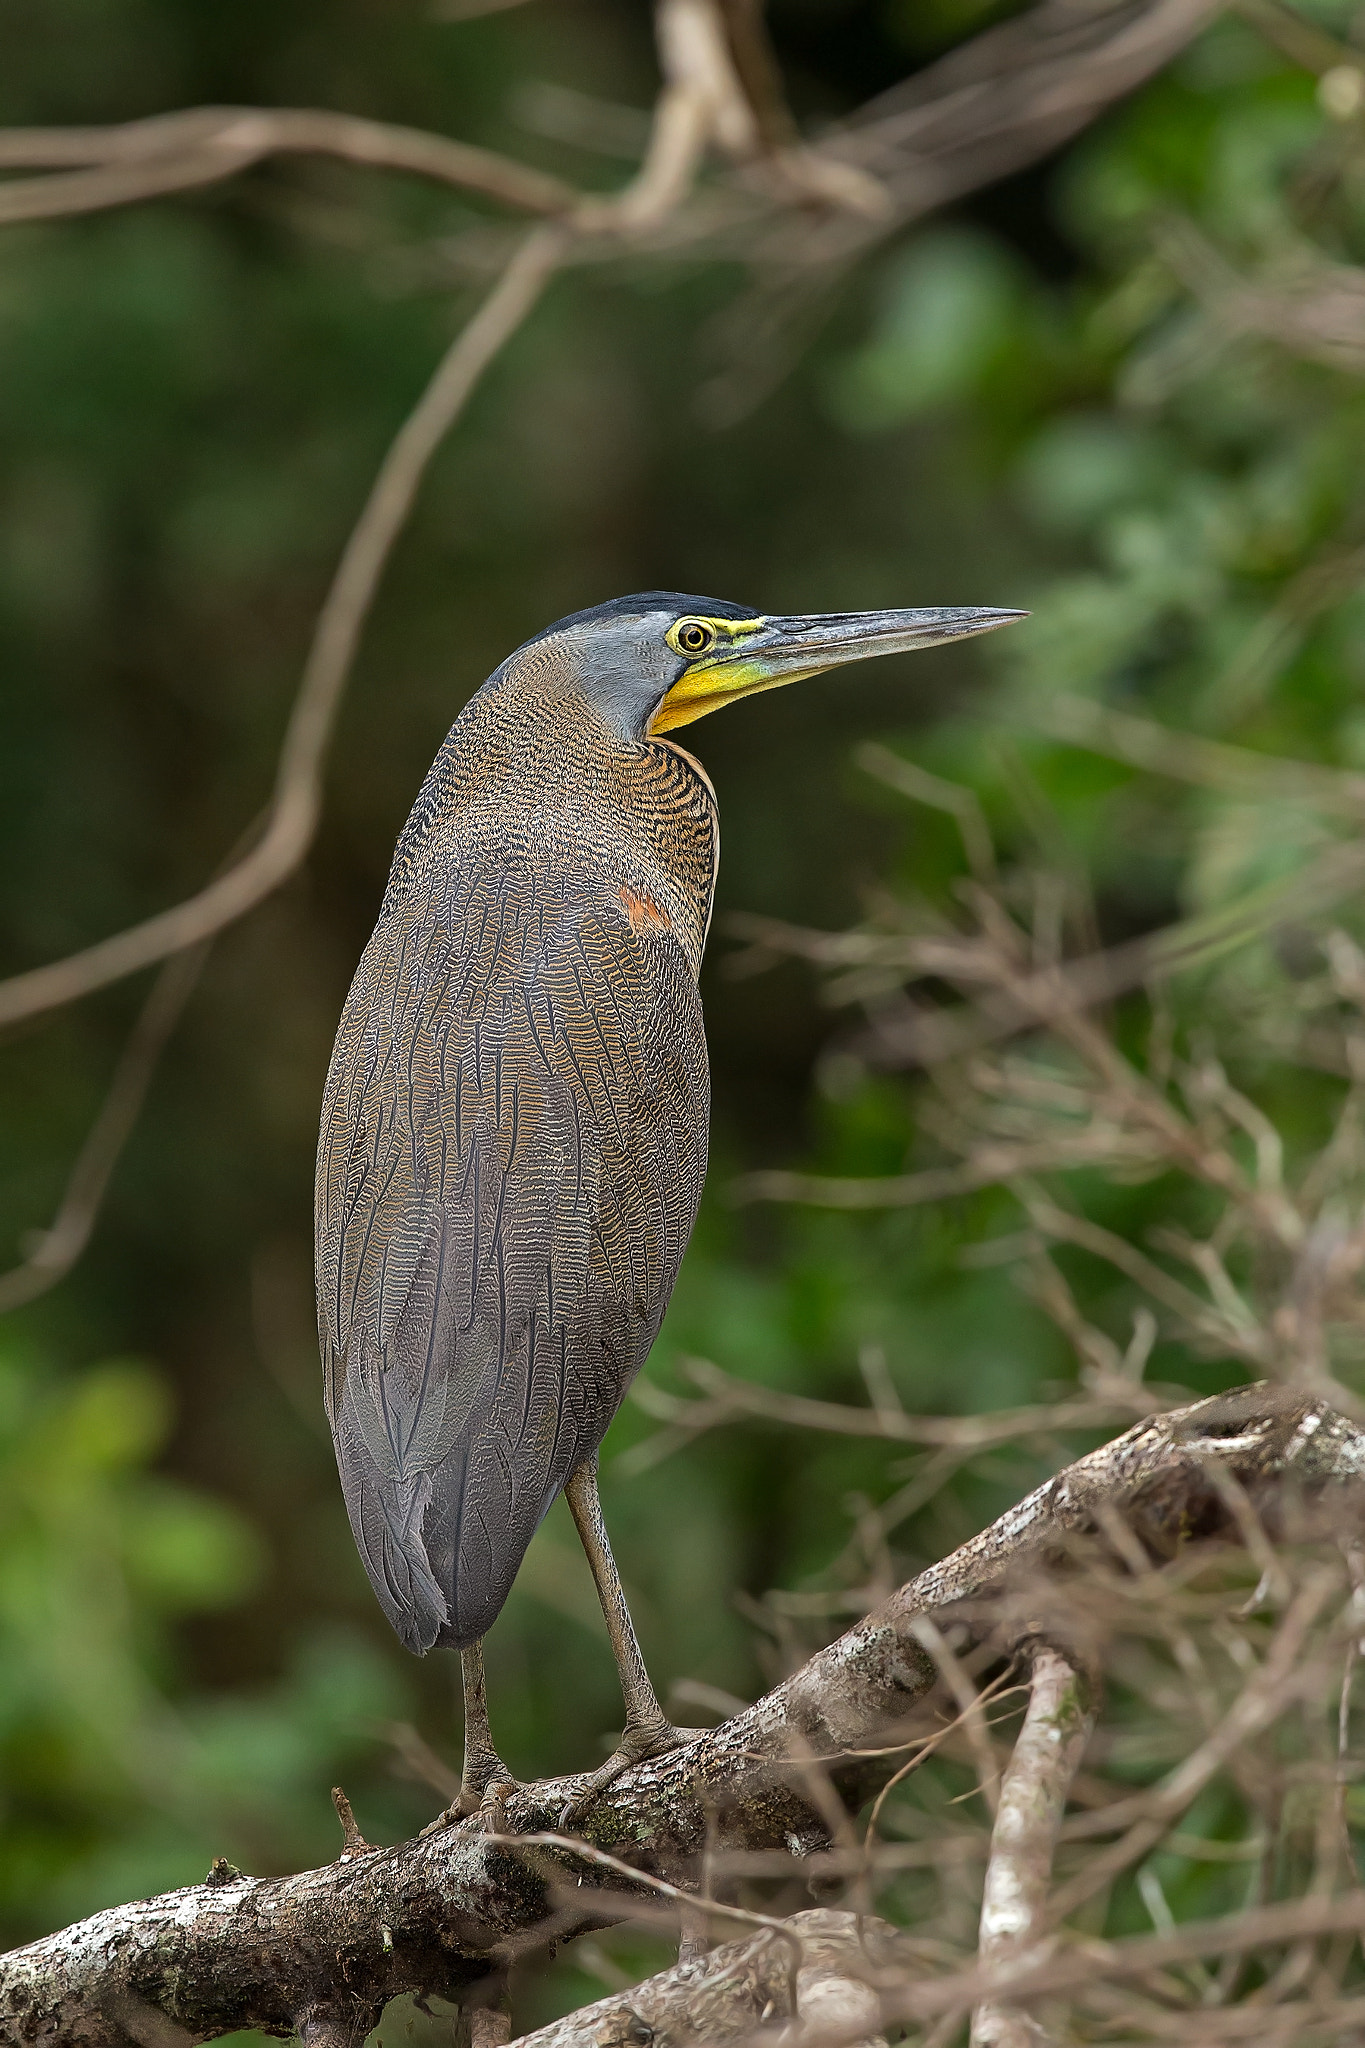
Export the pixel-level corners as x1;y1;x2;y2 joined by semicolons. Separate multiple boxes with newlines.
559;1720;707;1829
419;1754;519;1838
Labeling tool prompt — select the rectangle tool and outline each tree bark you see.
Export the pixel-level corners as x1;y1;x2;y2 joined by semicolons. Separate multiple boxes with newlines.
2;1385;1361;2046
971;1648;1094;2048
507;1909;894;2048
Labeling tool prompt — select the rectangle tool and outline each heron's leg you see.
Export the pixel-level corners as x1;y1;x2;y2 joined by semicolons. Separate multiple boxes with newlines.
560;1456;704;1822
458;1639;518;1821
419;1639;517;1835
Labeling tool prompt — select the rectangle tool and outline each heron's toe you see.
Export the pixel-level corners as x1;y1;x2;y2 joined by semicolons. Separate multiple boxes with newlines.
417;1756;519;1837
558;1720;705;1829
474;1773;518;1833
418;1800;463;1838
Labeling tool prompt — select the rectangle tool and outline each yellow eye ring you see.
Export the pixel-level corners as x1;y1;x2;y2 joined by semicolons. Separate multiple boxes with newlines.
672;618;717;657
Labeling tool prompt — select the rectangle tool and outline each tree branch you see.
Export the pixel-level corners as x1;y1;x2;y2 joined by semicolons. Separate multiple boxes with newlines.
0;0;1221;1059
971;1648;1095;2048
3;1384;1361;2046
510;1908;894;2048
832;0;1220;228
0;222;564;1033
0;106;577;224
0;938;208;1309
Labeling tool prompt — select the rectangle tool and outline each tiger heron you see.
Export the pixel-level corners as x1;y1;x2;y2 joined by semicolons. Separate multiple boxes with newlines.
315;592;1023;1821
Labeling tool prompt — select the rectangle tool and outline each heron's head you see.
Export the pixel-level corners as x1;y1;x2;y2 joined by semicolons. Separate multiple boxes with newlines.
509;591;1026;741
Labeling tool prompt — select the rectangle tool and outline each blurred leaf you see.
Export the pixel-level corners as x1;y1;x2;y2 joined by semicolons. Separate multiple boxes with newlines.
830;229;1028;426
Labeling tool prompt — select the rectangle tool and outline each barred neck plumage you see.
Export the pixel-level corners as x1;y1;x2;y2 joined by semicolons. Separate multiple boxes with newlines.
381;665;719;978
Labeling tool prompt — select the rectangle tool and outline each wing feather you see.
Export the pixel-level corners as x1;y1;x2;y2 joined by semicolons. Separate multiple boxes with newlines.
316;854;707;1653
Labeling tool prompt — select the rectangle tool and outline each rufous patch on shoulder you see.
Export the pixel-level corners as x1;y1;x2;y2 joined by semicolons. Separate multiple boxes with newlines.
618;885;671;935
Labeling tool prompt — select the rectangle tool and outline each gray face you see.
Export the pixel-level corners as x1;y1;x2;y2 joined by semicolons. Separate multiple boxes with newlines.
550;610;685;741
486;595;1028;744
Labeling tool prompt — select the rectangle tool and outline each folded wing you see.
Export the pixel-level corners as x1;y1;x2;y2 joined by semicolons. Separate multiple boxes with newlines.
315;853;708;1652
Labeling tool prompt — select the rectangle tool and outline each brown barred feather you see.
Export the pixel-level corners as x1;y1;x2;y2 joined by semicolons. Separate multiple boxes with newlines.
315;643;715;1653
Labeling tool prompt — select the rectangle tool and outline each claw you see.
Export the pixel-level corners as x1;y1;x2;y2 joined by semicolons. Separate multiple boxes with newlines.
473;1773;517;1833
419;1801;462;1839
418;1756;519;1839
559;1722;705;1829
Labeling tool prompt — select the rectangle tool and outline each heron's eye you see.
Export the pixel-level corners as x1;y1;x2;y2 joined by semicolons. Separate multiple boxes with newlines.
673;618;716;656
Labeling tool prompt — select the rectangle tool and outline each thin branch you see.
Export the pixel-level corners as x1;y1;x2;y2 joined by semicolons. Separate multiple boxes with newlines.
729;835;1365;1075
733;1132;1164;1209
716;0;1219;280
480;1831;807;1962
870;838;1365;1069
573;0;737;235
3;1386;1359;2045
715;0;798;151
1028;690;1365;815
858;741;998;886
910;1616;1005;1817
434;0;537;20
0;938;208;1310
1016;1188;1272;1361
971;1648;1095;2048
0;106;577;222
873;1890;1365;2036
0;223;565;1033
631;1352;1153;1448
1049;1567;1340;1913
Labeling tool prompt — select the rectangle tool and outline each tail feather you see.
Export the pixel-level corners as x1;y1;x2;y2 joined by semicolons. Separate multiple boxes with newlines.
349;1458;450;1654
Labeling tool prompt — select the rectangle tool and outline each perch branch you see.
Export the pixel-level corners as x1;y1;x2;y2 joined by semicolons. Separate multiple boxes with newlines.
3;1384;1362;2046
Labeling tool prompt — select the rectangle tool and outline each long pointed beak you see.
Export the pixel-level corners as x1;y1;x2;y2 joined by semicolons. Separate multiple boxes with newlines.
650;606;1027;734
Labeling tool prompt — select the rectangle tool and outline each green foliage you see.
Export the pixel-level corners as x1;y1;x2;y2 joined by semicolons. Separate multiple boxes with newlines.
0;1341;416;1937
5;0;1365;2030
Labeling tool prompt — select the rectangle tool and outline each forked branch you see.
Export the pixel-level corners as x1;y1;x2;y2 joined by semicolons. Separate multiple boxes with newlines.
2;1384;1360;2046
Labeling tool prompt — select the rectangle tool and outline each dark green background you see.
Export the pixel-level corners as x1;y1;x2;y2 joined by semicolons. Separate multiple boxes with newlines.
4;0;1362;2034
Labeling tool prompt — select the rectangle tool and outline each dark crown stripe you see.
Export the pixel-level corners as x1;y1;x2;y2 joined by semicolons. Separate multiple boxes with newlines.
514;592;761;654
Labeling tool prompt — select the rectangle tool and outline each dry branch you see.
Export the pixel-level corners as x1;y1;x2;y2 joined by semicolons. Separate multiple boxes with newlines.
971;1647;1094;2048
0;0;1223;1299
695;0;1219;308
836;0;1219;221
0;939;208;1311
0;106;578;224
631;1351;1153;1448
731;835;1365;1075
3;1383;1362;2046
0;223;564;1034
510;1908;894;2048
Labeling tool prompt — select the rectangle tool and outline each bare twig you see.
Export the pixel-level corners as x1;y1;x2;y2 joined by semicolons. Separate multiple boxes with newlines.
910;1617;1005;1817
858;742;998;886
1050;1567;1340;1913
0;106;577;223
727;833;1365;1076
329;1788;376;1862
734;1136;1163;1209
631;1352;1153;1451
0;939;208;1310
0;223;564;1033
3;1386;1359;2044
1028;690;1365;815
